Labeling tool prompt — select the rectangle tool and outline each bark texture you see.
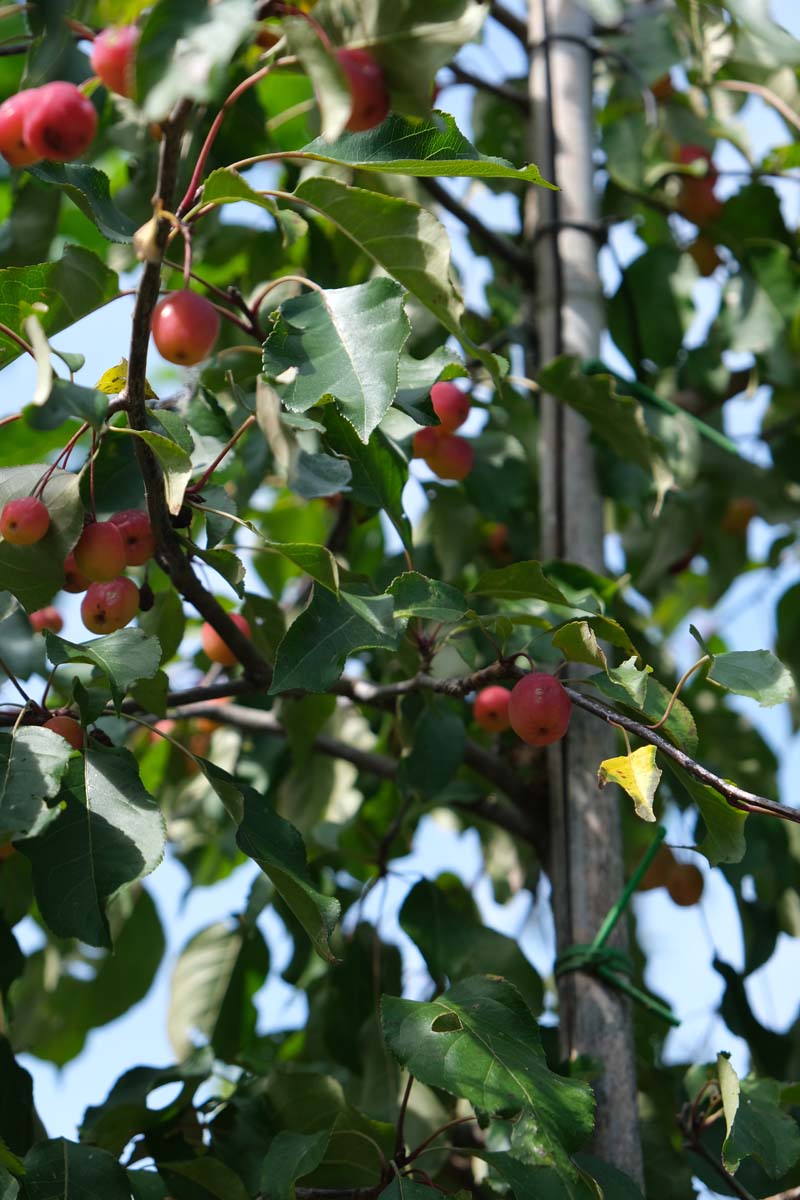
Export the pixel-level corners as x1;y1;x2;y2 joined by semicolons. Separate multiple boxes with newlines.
526;0;644;1182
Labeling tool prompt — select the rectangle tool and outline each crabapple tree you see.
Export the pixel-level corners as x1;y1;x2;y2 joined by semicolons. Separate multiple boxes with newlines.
0;3;799;1200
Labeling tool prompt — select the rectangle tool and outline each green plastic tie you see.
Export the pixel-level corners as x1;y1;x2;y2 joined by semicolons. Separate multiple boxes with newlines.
581;358;740;458
554;826;680;1026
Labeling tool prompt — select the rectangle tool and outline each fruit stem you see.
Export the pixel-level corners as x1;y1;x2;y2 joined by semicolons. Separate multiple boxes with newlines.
0;320;35;359
0;654;31;705
647;654;710;730
251;273;325;313
0;413;21;429
176;60;280;218
34;421;90;498
190;415;256;492
273;3;334;51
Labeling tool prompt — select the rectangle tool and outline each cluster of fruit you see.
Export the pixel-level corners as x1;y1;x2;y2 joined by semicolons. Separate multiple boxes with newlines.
0;497;150;634
0;26;138;168
473;672;571;747
412;381;474;481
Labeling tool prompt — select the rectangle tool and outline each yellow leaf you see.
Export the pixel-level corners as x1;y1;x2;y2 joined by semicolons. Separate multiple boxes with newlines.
598;745;661;822
95;359;158;400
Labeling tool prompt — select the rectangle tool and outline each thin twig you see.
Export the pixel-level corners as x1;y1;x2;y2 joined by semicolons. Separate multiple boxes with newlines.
421;178;529;277
448;63;529;110
716;78;800;135
124;98;271;687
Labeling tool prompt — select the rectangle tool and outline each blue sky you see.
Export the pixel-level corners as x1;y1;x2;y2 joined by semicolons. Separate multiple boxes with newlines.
2;2;800;1186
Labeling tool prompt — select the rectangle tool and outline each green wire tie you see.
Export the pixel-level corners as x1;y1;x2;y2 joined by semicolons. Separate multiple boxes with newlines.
581;357;740;458
554;825;680;1026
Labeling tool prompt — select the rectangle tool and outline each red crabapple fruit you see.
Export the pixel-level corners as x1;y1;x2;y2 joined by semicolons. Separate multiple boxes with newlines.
412;426;441;460
90;25;140;98
73;521;127;582
43;715;84;750
63;553;90;593
201;614;251;666
29;606;63;634
508;672;571;746
0;91;43;167
427;433;473;482
81;577;139;634
336;48;390;132
0;497;50;545
431;381;470;432
110;509;155;565
23;81;97;162
151;291;220;365
473;686;511;733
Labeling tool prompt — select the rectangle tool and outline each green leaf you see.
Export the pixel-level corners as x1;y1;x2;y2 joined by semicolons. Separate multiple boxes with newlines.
270;587;403;694
236;783;341;962
0;1165;18;1200
44;628;162;711
201;169;307;245
718;1054;800;1179
10;887;165;1068
665;763;747;866
707;649;795;708
400;878;543;1013
0;466;84;611
159;1157;250;1200
23;1139;133;1200
259;1129;331;1200
108;427;192;515
262;541;339;594
263;278;411;443
80;1053;214;1157
397;702;465;799
323;407;412;550
0;1037;33;1162
299;112;555;186
168;919;269;1060
0;246;118;372
0;728;73;839
471;560;571;605
387;572;467;622
537;358;673;504
379;1182;443;1198
581;673;698;755
27;163;137;243
289;449;352;499
382;976;594;1177
482;1153;597;1199
294;178;470;363
16;748;165;948
24;378;109;431
137;0;255;121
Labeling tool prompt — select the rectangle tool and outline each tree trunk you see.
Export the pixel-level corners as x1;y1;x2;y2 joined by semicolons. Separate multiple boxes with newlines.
525;0;644;1182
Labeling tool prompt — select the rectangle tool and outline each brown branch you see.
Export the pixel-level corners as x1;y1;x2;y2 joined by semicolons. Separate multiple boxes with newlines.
161;699;545;850
490;1;527;41
565;686;800;825
123;99;271;686
448;64;529;110
420;178;529;278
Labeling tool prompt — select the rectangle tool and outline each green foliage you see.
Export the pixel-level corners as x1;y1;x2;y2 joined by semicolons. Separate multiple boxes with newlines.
0;1;798;1197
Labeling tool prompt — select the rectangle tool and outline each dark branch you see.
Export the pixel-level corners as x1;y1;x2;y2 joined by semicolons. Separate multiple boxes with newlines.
123;99;271;686
420;178;530;278
490;1;527;42
448;64;529;110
